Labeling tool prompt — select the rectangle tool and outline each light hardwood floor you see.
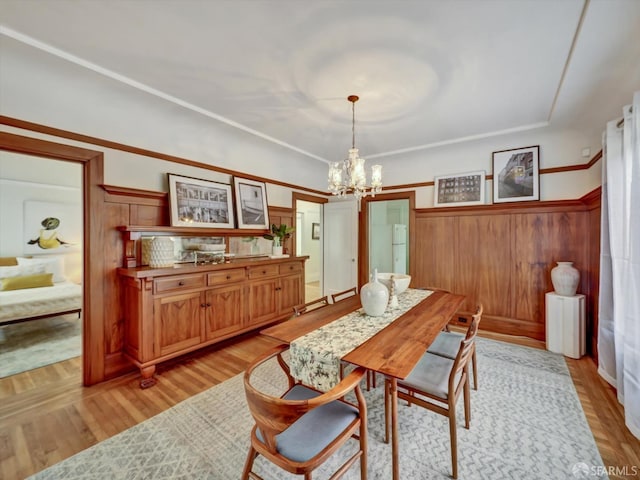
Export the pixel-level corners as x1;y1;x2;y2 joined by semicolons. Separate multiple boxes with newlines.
0;329;638;479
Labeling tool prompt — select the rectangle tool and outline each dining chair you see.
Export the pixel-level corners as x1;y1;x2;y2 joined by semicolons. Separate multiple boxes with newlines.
427;304;483;390
383;312;480;479
293;296;329;316
242;344;368;480
330;287;358;303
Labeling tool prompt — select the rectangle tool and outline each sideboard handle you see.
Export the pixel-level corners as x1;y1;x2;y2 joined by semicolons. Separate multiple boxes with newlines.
178;281;185;286
226;275;231;279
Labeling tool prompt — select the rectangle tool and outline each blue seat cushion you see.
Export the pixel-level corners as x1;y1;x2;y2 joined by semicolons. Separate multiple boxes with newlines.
427;331;464;359
399;352;455;399
256;384;359;463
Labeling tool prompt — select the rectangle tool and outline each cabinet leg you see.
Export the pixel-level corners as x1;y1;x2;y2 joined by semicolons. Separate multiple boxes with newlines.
139;365;157;389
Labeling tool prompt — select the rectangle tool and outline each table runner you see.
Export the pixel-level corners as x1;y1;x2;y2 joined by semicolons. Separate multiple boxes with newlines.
290;288;432;391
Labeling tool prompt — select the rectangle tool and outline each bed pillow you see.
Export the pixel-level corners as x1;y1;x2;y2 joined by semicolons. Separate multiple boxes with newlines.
0;257;18;266
0;263;46;279
0;273;54;291
16;256;66;283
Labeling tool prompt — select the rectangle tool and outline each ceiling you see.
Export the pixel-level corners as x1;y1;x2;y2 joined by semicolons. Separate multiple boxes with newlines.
1;0;639;165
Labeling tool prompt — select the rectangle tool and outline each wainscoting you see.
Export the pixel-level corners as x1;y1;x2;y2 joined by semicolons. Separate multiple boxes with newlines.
412;189;601;355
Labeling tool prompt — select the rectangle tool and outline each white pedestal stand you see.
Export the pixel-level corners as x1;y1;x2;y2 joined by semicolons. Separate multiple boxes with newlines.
545;292;586;359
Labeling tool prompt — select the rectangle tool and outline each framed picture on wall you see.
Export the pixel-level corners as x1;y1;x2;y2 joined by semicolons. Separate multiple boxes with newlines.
433;171;486;207
492;145;540;203
24;201;82;254
311;222;320;240
168;173;235;228
233;177;270;229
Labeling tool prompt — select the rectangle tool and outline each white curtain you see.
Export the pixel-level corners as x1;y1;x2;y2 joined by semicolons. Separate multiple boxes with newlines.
598;91;640;440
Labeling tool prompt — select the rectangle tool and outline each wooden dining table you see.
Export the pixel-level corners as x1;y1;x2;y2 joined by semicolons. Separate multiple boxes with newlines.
260;289;465;480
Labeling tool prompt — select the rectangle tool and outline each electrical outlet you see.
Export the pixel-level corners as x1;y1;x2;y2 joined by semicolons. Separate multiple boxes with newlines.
458;316;468;323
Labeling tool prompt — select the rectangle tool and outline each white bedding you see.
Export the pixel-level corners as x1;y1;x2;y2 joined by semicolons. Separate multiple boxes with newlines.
0;281;82;324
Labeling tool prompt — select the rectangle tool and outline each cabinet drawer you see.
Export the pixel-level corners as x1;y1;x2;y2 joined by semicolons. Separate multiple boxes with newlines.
208;268;246;286
248;264;279;279
155;274;205;293
279;262;302;275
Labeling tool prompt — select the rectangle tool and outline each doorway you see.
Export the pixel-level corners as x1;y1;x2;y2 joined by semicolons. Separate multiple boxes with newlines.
293;193;327;302
0;131;105;386
359;192;415;287
0;151;83;378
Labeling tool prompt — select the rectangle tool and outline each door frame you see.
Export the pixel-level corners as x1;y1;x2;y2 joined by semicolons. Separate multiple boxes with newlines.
359;191;416;287
292;192;328;296
0;131;105;386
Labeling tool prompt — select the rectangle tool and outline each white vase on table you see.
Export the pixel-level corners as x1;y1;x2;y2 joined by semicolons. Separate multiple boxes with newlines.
360;269;389;317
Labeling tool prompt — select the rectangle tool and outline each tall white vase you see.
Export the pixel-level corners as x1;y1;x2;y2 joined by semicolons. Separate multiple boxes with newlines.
551;261;580;296
360;269;389;317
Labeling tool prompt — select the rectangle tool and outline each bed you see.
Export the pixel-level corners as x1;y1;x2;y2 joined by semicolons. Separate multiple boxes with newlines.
0;256;82;326
0;280;82;325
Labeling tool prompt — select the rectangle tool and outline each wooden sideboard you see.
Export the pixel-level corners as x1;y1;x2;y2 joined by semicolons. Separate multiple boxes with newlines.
118;256;307;387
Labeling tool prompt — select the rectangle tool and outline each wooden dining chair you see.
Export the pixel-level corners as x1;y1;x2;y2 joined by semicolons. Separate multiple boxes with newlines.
242;344;368;480
293;296;329;317
330;287;358;303
427;304;483;390
384;312;480;479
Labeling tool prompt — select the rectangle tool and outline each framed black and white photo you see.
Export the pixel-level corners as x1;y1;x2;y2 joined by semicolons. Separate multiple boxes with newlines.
433;171;486;207
168;174;234;228
311;222;320;240
492;146;540;203
233;177;270;229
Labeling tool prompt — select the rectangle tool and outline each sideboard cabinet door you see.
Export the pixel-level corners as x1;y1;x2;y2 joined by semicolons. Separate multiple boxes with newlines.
205;283;246;340
153;291;204;357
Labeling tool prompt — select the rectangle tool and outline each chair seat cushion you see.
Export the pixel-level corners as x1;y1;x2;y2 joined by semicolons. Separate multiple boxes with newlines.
399;352;455;399
257;384;359;463
427;331;464;359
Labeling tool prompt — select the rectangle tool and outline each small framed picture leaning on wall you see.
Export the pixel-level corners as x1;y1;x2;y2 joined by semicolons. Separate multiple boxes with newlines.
492;145;540;203
168;173;235;228
433;171;486;207
233;177;270;229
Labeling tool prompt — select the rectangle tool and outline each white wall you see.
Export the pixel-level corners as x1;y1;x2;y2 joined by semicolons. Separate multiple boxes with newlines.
377;126;601;207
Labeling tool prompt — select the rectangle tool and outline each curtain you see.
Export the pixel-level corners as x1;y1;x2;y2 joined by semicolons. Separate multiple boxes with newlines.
598;91;640;440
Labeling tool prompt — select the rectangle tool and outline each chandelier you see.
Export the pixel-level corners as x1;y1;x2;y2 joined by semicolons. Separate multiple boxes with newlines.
328;95;382;201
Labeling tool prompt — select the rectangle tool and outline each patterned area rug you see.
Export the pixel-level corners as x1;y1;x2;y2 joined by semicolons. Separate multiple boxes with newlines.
29;338;608;479
0;314;81;378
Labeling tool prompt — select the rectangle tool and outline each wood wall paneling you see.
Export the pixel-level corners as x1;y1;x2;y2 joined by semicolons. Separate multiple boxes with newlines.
413;216;456;292
456;214;513;317
415;196;599;343
268;206;294;253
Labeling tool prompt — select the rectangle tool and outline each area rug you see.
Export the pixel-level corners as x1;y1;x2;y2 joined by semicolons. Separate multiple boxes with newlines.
29;338;608;479
0;314;81;378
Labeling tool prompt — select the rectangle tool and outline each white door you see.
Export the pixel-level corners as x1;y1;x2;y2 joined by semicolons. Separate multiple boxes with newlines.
323;199;358;297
